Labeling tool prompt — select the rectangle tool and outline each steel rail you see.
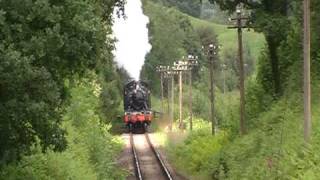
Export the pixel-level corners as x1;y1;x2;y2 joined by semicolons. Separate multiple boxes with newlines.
130;133;143;180
145;133;173;180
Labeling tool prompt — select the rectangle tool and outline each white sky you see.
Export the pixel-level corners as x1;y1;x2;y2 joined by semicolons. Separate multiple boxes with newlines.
112;0;151;80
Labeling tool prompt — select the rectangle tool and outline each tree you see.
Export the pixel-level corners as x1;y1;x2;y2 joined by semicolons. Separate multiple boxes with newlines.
208;0;289;97
0;48;65;163
150;0;202;17
0;0;125;163
140;2;200;92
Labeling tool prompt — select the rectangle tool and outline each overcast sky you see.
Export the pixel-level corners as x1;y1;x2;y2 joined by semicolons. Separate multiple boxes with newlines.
112;0;151;80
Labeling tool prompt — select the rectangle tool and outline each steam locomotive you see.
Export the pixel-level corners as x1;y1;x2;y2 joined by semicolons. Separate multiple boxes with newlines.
123;80;152;132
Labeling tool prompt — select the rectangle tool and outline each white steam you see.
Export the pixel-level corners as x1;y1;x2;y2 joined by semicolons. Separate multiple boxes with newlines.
112;0;151;80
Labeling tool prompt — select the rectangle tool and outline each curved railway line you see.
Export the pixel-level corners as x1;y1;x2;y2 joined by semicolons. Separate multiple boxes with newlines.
130;133;173;180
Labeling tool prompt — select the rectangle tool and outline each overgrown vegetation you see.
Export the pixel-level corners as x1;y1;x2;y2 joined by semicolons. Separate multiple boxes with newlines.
1;0;319;179
1;77;126;179
141;0;263;96
164;86;320;179
0;0;127;179
144;0;320;179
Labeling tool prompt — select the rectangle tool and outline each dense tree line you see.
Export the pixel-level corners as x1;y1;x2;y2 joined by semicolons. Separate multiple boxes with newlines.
140;0;201;94
148;0;202;17
142;0;320;178
0;0;125;165
209;0;320;97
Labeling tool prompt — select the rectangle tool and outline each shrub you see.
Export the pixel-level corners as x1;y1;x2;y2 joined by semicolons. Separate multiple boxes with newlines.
0;144;97;180
168;121;229;178
0;76;126;180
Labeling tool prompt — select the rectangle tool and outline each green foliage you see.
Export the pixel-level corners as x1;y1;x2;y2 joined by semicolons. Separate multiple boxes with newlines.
142;0;264;99
190;15;265;64
0;0;125;163
99;71;122;123
141;0;201;93
0;47;65;164
0;0;113;81
167;122;229;179
167;88;320;179
0;145;97;180
149;0;202;17
209;0;289;96
63;78;125;179
199;0;230;24
149;1;320;179
192;88;211;120
245;76;273;128
0;76;126;180
189;14;264;91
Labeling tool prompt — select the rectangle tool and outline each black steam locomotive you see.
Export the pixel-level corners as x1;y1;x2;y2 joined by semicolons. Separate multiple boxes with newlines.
123;80;152;131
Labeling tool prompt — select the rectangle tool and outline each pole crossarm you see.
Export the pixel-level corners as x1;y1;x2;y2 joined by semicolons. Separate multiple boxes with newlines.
156;65;169;73
173;55;199;71
229;17;249;21
227;26;249;29
156;65;181;75
202;44;221;62
227;8;250;31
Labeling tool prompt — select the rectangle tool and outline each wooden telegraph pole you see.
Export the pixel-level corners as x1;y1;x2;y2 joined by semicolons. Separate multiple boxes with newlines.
163;66;179;131
164;69;170;123
228;5;249;135
157;66;179;131
173;60;189;129
189;68;192;129
168;69;178;131
222;64;227;94
179;69;183;129
171;72;175;130
156;65;167;114
173;57;198;130
204;44;219;135
158;57;197;131
303;0;311;142
187;55;199;131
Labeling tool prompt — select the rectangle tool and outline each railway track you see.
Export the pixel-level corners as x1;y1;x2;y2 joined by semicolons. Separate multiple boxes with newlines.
130;133;173;180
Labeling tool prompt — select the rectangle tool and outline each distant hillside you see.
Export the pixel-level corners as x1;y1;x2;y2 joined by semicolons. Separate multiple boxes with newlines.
189;16;265;63
148;0;202;17
141;0;265;92
145;0;265;64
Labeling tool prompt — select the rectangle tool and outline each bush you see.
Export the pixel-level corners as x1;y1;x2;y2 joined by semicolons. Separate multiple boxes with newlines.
167;120;229;178
245;76;273;129
62;76;126;179
0;144;97;180
0;76;126;180
167;89;320;179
